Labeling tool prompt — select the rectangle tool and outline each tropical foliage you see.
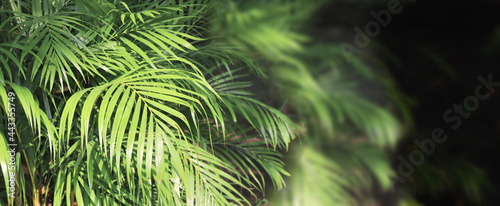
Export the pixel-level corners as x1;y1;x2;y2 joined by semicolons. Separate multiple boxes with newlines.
0;0;297;205
1;0;492;206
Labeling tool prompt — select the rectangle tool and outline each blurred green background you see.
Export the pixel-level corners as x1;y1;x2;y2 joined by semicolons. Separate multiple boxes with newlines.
212;0;500;205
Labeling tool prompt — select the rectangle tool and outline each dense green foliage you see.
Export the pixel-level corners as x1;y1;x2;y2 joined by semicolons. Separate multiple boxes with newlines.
0;0;299;205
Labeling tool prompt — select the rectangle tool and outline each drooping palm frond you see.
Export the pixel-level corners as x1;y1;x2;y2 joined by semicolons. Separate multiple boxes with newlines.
52;67;239;205
0;82;57;148
269;45;404;206
208;1;411;205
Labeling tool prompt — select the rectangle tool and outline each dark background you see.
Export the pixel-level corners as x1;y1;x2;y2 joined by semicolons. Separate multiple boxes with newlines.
315;0;500;205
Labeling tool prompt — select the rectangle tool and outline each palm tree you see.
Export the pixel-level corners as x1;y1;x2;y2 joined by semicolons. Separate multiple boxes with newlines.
0;0;297;205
